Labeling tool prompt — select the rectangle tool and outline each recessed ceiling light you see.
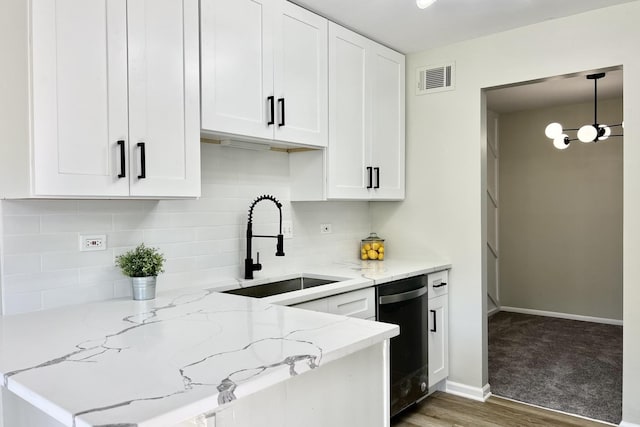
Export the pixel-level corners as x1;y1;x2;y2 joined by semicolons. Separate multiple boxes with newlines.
416;0;437;9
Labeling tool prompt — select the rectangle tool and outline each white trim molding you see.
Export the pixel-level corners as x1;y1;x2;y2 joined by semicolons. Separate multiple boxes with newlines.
620;422;640;427
500;306;623;326
445;381;491;402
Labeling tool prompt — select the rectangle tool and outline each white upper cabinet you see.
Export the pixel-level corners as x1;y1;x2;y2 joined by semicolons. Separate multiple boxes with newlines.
327;24;369;199
291;22;404;201
31;0;130;197
369;45;405;200
200;0;275;141
201;0;328;148
127;0;201;197
2;0;200;198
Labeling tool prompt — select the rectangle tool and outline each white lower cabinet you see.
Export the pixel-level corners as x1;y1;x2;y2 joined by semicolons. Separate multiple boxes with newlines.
293;288;376;320
427;271;449;387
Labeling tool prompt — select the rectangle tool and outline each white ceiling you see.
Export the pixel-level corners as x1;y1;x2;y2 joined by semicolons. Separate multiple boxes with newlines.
291;0;639;54
291;0;630;113
486;68;623;113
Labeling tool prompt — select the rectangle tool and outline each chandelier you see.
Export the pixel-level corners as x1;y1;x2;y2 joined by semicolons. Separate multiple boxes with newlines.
544;72;623;150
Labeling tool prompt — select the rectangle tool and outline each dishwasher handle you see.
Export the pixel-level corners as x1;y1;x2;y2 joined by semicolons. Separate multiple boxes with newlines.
378;286;427;305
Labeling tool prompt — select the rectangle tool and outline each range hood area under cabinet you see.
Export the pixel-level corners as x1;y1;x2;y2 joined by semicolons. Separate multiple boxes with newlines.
290;23;406;201
0;0;201;199
200;0;328;148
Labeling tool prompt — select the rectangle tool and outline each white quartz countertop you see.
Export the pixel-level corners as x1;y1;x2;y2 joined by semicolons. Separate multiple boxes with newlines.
0;259;449;427
0;289;398;426
212;259;452;306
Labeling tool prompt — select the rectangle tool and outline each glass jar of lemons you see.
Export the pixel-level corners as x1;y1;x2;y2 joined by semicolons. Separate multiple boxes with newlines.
360;232;385;261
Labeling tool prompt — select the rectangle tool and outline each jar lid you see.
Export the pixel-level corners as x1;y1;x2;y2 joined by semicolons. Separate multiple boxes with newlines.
362;232;384;242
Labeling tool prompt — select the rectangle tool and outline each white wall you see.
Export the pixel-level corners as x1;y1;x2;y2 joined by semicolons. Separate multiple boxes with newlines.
499;98;623;321
0;143;370;315
371;2;640;423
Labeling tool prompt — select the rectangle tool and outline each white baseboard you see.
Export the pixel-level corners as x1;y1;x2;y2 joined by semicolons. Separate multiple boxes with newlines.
620;422;640;427
445;381;491;402
487;306;500;316
500;306;623;326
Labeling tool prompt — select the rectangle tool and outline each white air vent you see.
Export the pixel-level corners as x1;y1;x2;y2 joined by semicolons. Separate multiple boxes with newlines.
416;62;455;95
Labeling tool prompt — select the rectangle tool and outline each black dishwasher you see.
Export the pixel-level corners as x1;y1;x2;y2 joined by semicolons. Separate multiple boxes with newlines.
376;275;429;417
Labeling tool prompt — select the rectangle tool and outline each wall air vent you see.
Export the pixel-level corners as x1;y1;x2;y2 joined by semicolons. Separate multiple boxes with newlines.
416;62;455;95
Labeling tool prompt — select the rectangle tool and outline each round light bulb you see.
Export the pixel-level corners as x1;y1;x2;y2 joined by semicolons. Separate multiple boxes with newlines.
545;122;563;139
598;125;611;141
577;125;598;143
553;135;569;150
416;0;437;9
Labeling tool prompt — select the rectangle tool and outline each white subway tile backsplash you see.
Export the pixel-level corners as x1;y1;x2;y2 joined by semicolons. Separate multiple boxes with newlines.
3;254;42;275
40;214;113;233
4;233;78;255
1;200;78;216
41;282;114;310
3;270;78;293
77;199;159;214
106;230;145;248
196;225;243;241
2;292;43;315
42;250;114;272
142;228;197;245
79;266;124;283
3;216;40;235
113;213;173;231
1;144;371;314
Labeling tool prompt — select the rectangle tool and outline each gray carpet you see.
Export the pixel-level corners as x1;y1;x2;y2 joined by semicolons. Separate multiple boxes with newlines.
488;311;622;424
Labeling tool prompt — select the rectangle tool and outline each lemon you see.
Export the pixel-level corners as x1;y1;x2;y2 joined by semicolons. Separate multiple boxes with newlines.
372;242;381;251
368;250;378;260
378;246;384;253
363;243;371;251
378;253;384;260
361;253;369;260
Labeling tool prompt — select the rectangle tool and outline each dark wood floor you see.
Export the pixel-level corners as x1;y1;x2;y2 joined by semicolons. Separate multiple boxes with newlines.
391;392;610;427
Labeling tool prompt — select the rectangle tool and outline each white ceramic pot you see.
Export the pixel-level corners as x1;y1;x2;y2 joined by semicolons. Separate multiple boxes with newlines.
131;276;157;301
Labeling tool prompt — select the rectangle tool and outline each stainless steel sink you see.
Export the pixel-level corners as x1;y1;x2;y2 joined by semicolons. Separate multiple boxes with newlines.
224;276;338;298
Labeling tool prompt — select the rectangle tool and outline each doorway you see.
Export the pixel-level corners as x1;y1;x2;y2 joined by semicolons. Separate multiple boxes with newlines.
484;68;624;424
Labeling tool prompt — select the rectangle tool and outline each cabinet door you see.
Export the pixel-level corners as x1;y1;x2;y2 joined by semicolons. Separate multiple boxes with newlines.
428;294;449;387
370;45;405;200
31;0;129;196
127;0;201;197
273;2;328;147
326;23;370;199
201;0;275;140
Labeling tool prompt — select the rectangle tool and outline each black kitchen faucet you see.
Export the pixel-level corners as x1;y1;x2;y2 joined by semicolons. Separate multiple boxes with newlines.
244;195;285;279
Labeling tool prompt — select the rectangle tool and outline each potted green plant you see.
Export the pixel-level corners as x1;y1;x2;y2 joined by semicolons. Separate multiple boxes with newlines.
115;243;166;300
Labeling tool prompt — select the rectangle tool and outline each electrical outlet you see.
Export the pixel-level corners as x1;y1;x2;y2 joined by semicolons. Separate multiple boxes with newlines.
282;220;293;239
80;235;107;251
320;223;332;234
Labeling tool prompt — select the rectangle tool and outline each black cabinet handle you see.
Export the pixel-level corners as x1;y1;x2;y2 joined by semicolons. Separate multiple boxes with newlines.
267;96;275;126
366;167;373;189
117;140;126;178
430;309;437;332
278;98;285;126
433;282;447;288
374;167;380;189
137;142;146;179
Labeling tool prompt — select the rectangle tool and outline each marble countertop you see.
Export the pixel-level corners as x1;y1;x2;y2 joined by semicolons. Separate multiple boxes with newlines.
0;259;449;427
212;259;452;306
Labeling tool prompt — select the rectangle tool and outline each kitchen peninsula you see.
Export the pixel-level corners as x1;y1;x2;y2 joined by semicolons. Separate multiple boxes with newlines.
0;286;398;427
